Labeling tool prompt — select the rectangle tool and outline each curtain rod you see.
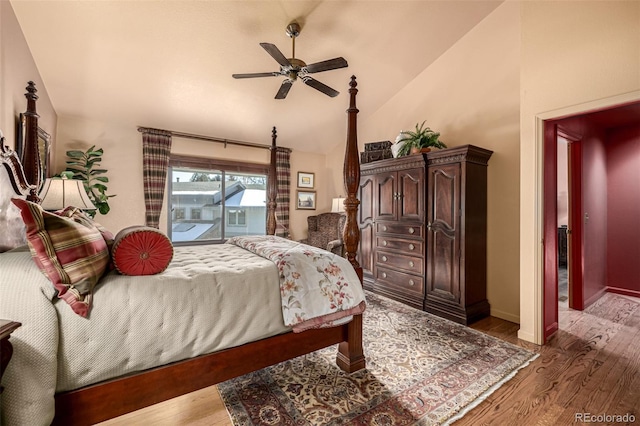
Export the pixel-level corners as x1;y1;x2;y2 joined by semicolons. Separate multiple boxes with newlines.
137;126;291;152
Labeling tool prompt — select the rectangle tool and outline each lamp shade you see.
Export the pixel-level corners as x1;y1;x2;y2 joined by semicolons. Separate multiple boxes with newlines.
331;197;346;213
39;177;96;211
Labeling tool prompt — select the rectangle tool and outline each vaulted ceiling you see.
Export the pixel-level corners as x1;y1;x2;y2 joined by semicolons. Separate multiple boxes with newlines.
11;1;503;154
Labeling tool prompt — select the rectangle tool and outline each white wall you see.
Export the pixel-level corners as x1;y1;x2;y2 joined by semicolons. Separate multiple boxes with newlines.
0;1;56;157
331;1;522;323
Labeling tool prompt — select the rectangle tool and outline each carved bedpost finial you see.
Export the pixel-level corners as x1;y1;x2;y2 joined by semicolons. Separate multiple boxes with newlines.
266;126;278;236
25;81;38;100
22;81;42;201
343;76;361;275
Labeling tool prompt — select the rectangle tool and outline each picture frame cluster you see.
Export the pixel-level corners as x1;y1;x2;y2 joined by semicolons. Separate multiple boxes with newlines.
296;172;315;210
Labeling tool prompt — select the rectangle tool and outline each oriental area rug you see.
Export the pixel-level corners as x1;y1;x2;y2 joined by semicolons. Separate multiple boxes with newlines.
218;292;538;425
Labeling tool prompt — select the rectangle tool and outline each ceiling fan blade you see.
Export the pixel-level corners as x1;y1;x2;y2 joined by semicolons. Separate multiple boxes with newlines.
301;76;339;97
260;43;291;67
275;80;293;99
232;72;280;79
303;57;348;74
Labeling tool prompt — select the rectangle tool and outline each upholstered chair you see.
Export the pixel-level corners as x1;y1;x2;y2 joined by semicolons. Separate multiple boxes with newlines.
299;212;346;256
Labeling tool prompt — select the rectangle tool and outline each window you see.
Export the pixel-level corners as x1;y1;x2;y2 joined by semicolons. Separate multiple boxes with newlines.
168;155;268;244
228;209;246;226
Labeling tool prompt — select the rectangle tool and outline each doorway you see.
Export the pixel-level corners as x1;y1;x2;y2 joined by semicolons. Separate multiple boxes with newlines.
542;100;640;343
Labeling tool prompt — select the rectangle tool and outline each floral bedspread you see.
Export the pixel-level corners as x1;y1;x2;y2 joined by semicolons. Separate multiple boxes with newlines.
226;235;366;332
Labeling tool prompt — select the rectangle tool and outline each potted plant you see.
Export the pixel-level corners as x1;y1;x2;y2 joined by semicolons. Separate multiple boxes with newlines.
396;121;447;156
64;145;115;217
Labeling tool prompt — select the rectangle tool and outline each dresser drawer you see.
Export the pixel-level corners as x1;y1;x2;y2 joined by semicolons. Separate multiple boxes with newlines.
376;236;423;255
376;222;423;238
375;266;424;296
376;250;423;274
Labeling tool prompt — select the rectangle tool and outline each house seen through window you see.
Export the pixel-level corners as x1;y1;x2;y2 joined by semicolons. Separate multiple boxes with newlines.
168;165;267;244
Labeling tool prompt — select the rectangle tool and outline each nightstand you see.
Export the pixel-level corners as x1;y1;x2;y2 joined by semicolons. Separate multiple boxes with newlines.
0;320;21;394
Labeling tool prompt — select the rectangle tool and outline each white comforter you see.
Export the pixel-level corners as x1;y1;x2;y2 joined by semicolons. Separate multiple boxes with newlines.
0;244;289;425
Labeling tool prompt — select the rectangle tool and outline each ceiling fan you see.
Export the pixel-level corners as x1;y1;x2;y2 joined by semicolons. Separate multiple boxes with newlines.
232;22;348;99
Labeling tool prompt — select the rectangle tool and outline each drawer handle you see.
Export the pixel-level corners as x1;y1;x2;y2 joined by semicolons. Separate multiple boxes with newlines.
409;243;415;250
409;261;414;267
382;272;387;278
383;225;388;231
408;227;415;234
383;240;388;246
382;256;388;262
409;279;415;286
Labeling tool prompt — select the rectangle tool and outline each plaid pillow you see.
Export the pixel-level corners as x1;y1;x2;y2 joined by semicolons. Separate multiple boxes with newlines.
11;198;110;317
56;206;116;271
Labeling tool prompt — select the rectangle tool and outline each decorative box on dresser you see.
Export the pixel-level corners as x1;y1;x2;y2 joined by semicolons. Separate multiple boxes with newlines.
358;145;493;325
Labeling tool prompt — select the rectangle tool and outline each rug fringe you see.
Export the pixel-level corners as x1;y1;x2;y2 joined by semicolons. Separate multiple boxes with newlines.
443;353;540;425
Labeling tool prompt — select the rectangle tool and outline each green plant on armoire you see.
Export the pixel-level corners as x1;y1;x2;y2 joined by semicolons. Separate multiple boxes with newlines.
396;121;447;157
64;145;115;216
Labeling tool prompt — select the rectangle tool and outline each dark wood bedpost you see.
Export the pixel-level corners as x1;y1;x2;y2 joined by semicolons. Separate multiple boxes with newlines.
22;81;42;202
342;76;361;279
336;75;365;373
266;126;277;236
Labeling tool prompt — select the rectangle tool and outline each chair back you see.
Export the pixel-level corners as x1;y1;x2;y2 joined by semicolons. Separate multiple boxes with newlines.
306;212;345;254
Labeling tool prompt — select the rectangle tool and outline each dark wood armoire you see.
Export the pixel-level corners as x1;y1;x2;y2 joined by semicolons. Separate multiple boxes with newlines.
358;145;493;325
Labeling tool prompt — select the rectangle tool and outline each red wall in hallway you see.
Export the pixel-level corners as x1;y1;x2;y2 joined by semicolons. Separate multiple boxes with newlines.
606;124;640;296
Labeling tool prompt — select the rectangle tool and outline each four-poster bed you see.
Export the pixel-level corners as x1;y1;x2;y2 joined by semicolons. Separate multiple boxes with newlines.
0;77;364;425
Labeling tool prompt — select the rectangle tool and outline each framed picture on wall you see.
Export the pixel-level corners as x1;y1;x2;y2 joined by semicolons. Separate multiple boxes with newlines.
296;190;316;210
297;171;314;189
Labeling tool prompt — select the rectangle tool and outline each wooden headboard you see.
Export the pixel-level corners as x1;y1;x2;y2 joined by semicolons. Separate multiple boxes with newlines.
0;131;33;251
20;81;44;196
0;82;44;251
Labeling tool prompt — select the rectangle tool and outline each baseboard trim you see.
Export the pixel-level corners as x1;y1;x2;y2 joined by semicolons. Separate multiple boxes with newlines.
490;308;520;324
606;286;640;298
584;287;608;308
517;329;536;344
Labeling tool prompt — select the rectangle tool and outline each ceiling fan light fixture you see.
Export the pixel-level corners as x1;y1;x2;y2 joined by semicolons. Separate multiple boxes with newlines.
232;22;347;99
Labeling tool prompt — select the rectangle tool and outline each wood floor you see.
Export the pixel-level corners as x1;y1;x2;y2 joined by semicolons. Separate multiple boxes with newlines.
100;292;640;425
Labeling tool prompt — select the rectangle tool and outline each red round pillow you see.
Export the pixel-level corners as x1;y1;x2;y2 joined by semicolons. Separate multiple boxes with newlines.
112;226;173;276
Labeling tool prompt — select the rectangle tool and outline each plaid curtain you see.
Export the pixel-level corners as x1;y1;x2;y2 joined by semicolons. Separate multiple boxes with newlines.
142;130;172;228
275;148;290;238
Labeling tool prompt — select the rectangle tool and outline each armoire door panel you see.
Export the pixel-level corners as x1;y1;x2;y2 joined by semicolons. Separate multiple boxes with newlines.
430;165;459;231
428;230;459;302
359;222;375;277
358;176;375;224
399;168;424;222
358;174;376;282
427;163;461;306
376;172;397;220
